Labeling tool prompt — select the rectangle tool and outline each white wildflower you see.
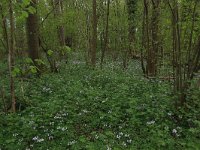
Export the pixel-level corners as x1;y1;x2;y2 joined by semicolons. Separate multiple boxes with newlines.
147;120;155;125
116;135;121;139
13;133;18;137
119;132;123;136
37;138;44;143
127;139;132;143
32;136;39;141
119;126;122;129
172;129;177;134
107;145;112;150
68;140;76;146
48;136;54;140
50;122;54;125
82;109;89;113
124;134;130;137
95;134;99;139
167;112;172;116
122;141;127;147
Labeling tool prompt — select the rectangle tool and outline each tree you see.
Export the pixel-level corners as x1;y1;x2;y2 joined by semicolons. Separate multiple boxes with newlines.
91;0;97;67
53;0;66;47
126;0;137;57
26;0;40;64
8;0;16;112
100;0;110;69
167;0;200;106
148;0;161;76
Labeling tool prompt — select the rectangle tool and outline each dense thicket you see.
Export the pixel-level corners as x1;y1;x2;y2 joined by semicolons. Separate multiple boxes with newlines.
0;0;200;149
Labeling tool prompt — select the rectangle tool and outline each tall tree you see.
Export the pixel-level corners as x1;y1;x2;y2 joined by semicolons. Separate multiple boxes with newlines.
53;0;66;47
8;0;16;112
168;0;200;106
146;0;161;77
91;0;97;67
26;0;40;64
0;3;9;53
142;0;150;75
126;0;137;57
100;0;110;69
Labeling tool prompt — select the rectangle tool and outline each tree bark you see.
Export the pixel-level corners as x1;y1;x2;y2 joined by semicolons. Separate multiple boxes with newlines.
91;0;97;67
127;0;137;57
100;0;110;69
146;0;161;77
9;0;16;112
27;0;40;64
53;0;66;46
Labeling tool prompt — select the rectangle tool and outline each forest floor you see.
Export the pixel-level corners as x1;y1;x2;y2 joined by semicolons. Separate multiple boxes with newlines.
0;59;200;149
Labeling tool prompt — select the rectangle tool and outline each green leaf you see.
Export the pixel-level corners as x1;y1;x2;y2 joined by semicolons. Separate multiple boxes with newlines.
29;66;37;74
25;58;34;64
26;6;36;14
35;59;45;65
11;67;21;77
79;136;87;143
47;50;54;56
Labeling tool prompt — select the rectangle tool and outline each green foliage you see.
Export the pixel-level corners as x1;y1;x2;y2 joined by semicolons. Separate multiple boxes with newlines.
12;67;21;77
0;0;200;149
1;64;200;149
47;50;54;56
60;46;72;56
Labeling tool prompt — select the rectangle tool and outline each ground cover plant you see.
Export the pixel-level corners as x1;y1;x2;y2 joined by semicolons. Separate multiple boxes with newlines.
1;61;200;149
0;0;200;149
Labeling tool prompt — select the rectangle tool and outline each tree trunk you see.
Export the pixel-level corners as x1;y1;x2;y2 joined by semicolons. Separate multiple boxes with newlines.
127;0;137;57
9;0;16;112
53;0;66;46
143;0;150;76
0;4;9;52
91;0;97;67
146;0;161;77
27;0;40;64
100;0;110;69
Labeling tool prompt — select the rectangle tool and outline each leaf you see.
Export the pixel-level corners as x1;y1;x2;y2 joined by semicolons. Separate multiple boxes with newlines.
25;58;34;64
79;136;87;143
26;6;36;14
29;66;37;74
22;0;31;7
21;11;28;19
5;139;15;144
35;59;45;65
47;50;54;56
11;67;21;77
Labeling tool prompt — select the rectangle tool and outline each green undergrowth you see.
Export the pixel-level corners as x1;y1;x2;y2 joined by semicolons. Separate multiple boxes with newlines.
0;63;200;150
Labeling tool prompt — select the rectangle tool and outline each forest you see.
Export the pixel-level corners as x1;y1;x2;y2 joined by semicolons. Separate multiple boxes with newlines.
0;0;200;149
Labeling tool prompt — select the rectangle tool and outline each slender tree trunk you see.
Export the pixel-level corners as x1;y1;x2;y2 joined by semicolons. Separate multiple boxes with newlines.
168;0;185;106
9;0;16;112
141;1;147;75
0;4;9;52
16;21;26;57
144;0;151;76
91;0;97;67
1;87;7;113
85;11;91;65
100;0;110;69
127;0;137;57
187;0;198;79
54;0;66;46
